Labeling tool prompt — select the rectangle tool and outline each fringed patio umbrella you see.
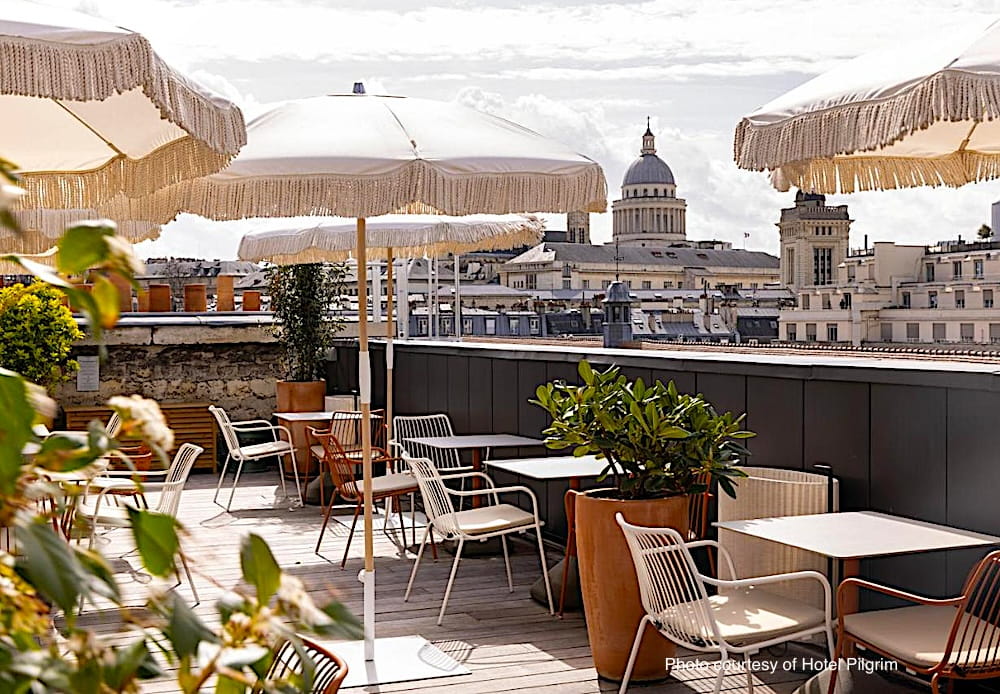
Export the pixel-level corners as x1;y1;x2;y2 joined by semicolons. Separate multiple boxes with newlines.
1;0;245;214
237;213;545;450
170;86;605;686
734;19;1000;193
4;201;162;253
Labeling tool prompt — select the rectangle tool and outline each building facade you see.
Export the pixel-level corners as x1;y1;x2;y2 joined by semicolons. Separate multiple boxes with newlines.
780;239;1000;346
777;191;852;292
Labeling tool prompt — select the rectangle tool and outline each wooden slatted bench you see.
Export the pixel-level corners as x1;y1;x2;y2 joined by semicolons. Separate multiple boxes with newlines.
64;401;218;472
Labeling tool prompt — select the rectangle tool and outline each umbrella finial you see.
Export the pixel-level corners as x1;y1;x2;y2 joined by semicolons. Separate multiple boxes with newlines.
353;82;366;95
642;119;655;155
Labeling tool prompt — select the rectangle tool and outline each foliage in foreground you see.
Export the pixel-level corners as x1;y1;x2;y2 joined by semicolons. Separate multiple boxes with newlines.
532;359;754;500
0;281;83;390
0;164;360;693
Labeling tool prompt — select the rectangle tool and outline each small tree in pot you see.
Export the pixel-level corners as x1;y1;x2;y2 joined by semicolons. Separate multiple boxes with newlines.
268;263;346;413
532;359;753;683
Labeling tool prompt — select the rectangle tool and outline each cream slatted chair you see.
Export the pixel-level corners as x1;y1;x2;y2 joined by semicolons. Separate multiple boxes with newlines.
616;513;834;694
392;414;472;473
210;405;302;511
403;456;553;625
76;443;204;603
830;549;1000;694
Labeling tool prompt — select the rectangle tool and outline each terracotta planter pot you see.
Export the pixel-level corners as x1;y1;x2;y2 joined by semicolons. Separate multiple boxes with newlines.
276;380;326;413
183;283;207;312
148;284;172;312
575;491;690;683
136;289;150;312
216;275;235;311
242;290;261;311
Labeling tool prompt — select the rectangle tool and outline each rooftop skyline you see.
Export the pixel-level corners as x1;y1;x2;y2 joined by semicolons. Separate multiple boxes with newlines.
46;0;1000;259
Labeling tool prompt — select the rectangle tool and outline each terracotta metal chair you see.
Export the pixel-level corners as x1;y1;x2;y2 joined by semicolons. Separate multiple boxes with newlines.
255;638;347;693
616;513;833;694
311;427;417;566
829;549;1000;694
308;410;391;507
404;455;554;625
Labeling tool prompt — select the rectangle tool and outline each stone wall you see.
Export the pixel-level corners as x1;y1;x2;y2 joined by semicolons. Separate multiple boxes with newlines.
55;321;283;422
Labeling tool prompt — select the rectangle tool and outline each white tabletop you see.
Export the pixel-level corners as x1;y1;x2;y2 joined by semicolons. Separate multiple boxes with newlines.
715;511;1000;560
485;455;612;480
403;434;542;449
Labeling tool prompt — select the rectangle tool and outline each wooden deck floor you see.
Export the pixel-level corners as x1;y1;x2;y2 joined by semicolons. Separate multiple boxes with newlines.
88;472;934;693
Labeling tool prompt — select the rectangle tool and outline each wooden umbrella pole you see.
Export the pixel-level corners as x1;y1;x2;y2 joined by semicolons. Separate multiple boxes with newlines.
356;218;375;661
386;247;394;446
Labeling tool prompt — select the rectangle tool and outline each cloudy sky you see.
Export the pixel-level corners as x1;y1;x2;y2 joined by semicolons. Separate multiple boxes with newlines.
57;0;1000;258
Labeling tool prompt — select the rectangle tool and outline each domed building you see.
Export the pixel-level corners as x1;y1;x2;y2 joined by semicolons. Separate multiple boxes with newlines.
611;122;687;246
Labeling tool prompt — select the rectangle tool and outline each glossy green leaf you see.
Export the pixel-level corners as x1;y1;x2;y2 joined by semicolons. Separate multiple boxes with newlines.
128;508;180;577
90;275;120;329
56;223;115;276
18;520;83;616
240;533;281;604
0;371;35;493
164;592;216;659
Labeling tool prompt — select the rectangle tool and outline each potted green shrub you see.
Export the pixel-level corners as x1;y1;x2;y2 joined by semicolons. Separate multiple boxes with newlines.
0;281;83;391
268;263;345;413
532;359;753;683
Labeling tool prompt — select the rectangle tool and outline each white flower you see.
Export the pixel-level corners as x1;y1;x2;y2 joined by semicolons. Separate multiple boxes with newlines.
107;395;174;450
104;232;146;276
0;182;25;209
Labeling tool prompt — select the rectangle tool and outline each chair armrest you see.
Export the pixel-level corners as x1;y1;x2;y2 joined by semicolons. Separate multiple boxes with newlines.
448;483;540;517
704;569;832;617
231;419;273;428
228;423;281;443
85;480;168;518
685;539;738;581
837;578;964;615
98;469;169;478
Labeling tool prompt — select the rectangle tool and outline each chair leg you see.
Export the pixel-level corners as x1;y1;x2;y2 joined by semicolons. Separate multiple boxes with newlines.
226;459;246;512
438;537;464;625
534;525;554;614
713;651;728;694
179;553;200;605
213;452;232;506
618;614;650;694
827;630;846;694
744;652;754;694
287;449;303;507
404;526;431;603
315;490;339;554
340;504;362;569
500;535;513;592
396;496;407;550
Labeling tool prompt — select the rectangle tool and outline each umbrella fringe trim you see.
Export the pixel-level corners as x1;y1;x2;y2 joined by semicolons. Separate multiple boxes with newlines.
237;219;545;263
769;151;1000;194
734;69;1000;175
4;209;162;253
182;161;608;219
15;135;230;211
0;31;246;156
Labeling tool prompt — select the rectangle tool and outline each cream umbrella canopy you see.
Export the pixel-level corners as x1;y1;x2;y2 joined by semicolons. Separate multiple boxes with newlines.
238;213;546;449
1;0;245;211
734;19;1000;194
174;89;605;673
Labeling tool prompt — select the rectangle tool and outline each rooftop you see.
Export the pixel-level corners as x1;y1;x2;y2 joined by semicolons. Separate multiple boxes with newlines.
507;243;779;269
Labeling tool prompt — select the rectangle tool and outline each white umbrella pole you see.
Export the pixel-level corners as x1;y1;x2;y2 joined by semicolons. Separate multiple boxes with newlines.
356;218;375;661
386;247;394;445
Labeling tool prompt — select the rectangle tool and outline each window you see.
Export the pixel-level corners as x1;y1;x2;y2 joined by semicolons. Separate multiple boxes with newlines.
841;293;852;309
961;323;975;342
990;324;1000;344
663;281;673;289
786;248;795;284
826;323;838;341
800;293;811;309
582;280;590;290
880;323;893;342
562;278;571;289
625;280;632;289
529;317;540;335
562;263;572;277
813;247;833;285
985;289;994;308
933;323;946;341
926;263;936;282
786;323;797;341
441;317;453;336
462;317;473;334
416;317;427;335
484;318;496;335
805;323;817;341
955;290;965;309
641;280;651;290
601;279;610;289
953;260;963;279
508;317;519;333
929;291;938;308
902;291;911;308
822;294;831;310
847;264;856;281
526;274;537;290
906;323;920;341
975;258;985;278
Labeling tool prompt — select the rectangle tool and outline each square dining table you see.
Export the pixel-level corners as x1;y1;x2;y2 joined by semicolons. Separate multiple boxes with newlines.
715;511;1000;613
402;434;543;473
